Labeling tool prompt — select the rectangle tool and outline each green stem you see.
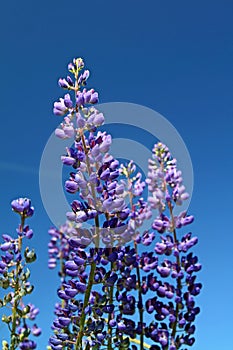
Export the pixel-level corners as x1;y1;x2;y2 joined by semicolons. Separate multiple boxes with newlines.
75;258;97;349
134;242;144;350
10;216;24;350
59;232;66;350
107;259;114;350
168;201;182;340
75;131;100;349
127;175;144;350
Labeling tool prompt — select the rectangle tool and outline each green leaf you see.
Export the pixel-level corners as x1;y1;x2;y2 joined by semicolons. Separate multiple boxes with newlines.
2;315;11;323
22;305;31;315
3;293;12;304
120;337;130;349
25;268;31;279
2;340;9;350
0;278;10;289
24;248;37;263
26;285;34;294
16;308;23;317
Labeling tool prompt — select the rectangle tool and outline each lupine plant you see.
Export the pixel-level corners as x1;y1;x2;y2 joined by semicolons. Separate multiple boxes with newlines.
46;58;202;350
0;198;41;349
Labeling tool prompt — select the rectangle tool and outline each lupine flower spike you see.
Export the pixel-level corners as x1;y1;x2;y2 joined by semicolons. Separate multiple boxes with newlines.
0;198;41;350
48;58;201;350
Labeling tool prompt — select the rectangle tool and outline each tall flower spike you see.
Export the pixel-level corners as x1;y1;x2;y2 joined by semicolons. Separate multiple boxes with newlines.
143;142;202;349
48;58;201;350
1;199;40;350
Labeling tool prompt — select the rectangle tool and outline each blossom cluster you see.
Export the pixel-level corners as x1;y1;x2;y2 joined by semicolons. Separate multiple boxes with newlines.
0;57;201;350
0;198;41;349
47;58;202;350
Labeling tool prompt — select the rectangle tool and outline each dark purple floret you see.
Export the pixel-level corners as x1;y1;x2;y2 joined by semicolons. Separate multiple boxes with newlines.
19;340;37;349
58;316;71;327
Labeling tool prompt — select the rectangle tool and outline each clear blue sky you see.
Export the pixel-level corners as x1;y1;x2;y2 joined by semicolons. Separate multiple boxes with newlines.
0;0;232;348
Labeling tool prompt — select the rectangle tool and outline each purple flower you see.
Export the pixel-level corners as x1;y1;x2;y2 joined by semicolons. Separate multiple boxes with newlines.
65;180;79;193
31;324;42;336
58;316;71;327
53;97;68;116
0;242;12;251
76;281;87;293
58;78;70;89
19;340;37;349
11;198;34;217
78;70;90;86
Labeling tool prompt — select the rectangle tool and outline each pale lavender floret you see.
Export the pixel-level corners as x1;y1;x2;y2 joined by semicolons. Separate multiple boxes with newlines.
110;159;119;170
31;324;42;336
27;303;40;320
111;198;125;210
76;113;86;128
115;184;124;195
53;98;68;116
89;173;98;184
68;62;75;72
76;91;85;106
48;258;57;269
89;91;99;104
2;234;13;241
66;211;77;222
55;128;67;139
91;144;100;158
61;156;76;166
66;75;74;86
93;112;104;126
63;125;74;138
65;180;79;193
99;134;112;153
83;90;92;103
147;187;165;211
75;211;88;223
78;70;90;86
58;78;69;89
0;242;12;251
74;173;87;189
173;184;189;205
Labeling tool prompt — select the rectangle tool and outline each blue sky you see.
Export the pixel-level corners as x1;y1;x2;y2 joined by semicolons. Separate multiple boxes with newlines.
0;0;232;348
